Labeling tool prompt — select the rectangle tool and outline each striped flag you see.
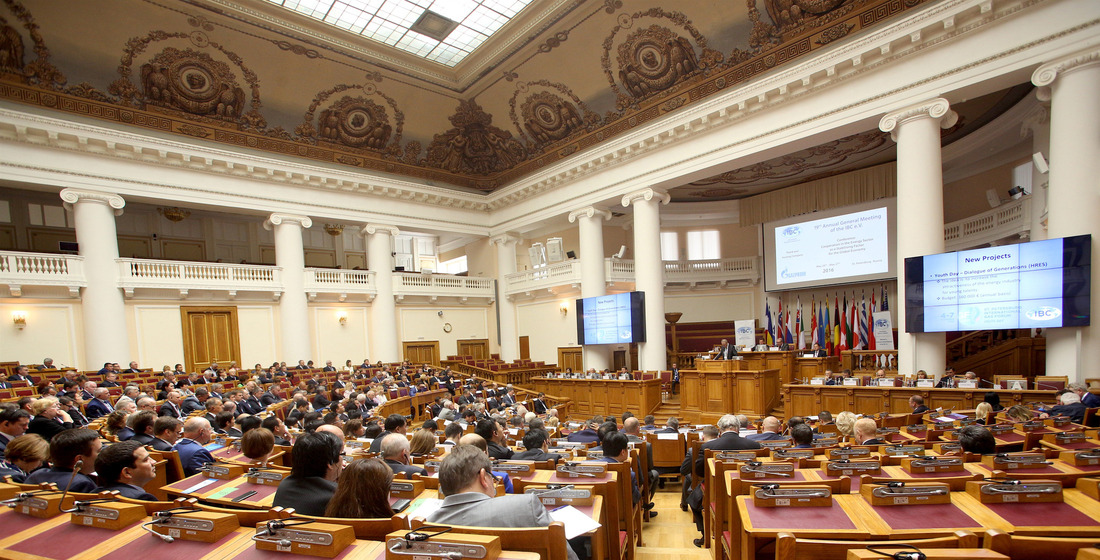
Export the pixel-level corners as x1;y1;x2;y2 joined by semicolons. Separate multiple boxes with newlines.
765;299;774;345
849;294;858;351
868;289;877;351
859;290;869;351
839;293;849;353
777;299;786;345
811;295;818;348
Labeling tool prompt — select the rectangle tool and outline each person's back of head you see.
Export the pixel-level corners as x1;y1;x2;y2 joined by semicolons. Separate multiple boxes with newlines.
291;431;342;479
384;413;407;433
325;457;394;518
241;428;275;461
239;415;261;434
623;417;640;435
786;416;805;429
853;417;878;442
717;414;740;433
363;422;383;439
444;421;463;441
458;433;487;451
983;392;1002;409
438;444;492;496
761;416;780;433
834;411;857;436
1062;391;1082;405
50;428;98;470
665;417;679;430
381;433;410;461
522;428;549;450
643;415;656;426
474;419;497;441
790;423;813;447
958;425;995;454
597;421;618;443
602;431;629;458
701;425;719;440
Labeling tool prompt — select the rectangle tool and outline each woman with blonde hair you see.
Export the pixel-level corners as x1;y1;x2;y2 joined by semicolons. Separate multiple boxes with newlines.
0;434;49;482
974;402;994;425
324;457;395;518
409;428;438;456
1005;404;1033;423
834;411;859;441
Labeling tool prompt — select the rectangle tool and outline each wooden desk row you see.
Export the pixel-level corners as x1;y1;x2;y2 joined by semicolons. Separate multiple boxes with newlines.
783;384;1060;418
529;377;662;419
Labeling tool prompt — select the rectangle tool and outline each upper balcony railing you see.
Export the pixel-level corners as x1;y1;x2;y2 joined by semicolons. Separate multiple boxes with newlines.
0;251;85;296
117;258;283;298
394;272;495;301
504;256;761;296
944;195;1031;252
304;268;375;300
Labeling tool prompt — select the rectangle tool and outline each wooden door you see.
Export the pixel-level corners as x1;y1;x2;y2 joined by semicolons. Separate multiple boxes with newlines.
403;341;440;365
613;350;626;371
180;306;241;374
457;339;489;360
519;336;530;361
557;347;583;372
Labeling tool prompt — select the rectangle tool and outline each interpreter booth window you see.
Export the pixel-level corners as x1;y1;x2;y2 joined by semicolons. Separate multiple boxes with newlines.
660;231;679;260
686;230;720;260
438;255;468;275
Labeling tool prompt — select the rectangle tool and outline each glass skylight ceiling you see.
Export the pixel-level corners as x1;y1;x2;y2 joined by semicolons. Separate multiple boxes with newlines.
265;0;534;66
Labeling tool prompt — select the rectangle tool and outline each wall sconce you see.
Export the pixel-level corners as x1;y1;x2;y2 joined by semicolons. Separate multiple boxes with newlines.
12;311;26;329
560;302;569;316
336;311;348;325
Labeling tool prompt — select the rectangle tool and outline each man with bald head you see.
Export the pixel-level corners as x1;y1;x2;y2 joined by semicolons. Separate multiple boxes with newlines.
853;417;885;446
746;416;784;441
381;433;426;476
174;417;214;476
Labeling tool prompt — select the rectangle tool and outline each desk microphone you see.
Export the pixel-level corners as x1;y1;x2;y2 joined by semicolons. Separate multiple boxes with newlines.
742;461;792;478
57;459;83;513
139;505;200;543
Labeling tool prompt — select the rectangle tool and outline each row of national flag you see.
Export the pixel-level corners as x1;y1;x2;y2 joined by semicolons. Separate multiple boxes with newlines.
763;284;890;356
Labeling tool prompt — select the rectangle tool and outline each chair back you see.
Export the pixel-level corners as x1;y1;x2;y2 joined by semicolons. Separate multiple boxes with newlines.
775;530;978;560
410;517;570;560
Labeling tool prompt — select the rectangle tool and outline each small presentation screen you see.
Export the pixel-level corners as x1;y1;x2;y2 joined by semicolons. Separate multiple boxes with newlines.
763;199;896;291
576;292;646;345
904;234;1091;332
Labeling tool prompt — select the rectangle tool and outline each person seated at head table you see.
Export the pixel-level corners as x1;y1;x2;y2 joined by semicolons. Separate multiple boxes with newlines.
853;417;885;446
0;434;48;483
25;428;100;492
241;427;276;466
93;440;158;500
753;338;769;352
427;445;581;560
790;423;814;448
936;367;957;388
324;456;395;518
272;431;343;516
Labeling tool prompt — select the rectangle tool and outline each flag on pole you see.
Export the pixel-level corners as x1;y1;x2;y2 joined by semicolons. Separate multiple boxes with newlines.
811;295;819;348
765;299;773;346
786;307;795;345
881;284;889;311
839;293;849;353
868;290;877;351
777;299;786;345
849;294;858;351
819;299;827;351
832;295;841;356
859;290;869;351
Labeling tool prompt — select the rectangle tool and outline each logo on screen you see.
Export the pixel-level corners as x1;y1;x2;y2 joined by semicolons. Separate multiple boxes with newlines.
736;326;753;334
1025;307;1061;321
781;226;801;237
620;329;633;340
780;268;807;279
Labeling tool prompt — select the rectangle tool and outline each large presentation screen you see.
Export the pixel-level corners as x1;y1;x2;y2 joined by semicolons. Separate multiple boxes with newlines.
763;199;896;291
904;234;1091;332
576;291;646;345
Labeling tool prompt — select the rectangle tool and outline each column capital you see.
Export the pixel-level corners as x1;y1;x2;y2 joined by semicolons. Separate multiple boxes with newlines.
361;223;400;236
264;213;312;231
59;188;125;216
567;206;612;224
621;188;670;208
490;232;522;246
1020;102;1050;139
879;98;957;141
1032;47;1100;88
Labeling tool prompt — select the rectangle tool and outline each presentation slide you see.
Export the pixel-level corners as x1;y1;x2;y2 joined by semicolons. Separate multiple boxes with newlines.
905;235;1091;332
763;199;896;292
577;292;645;345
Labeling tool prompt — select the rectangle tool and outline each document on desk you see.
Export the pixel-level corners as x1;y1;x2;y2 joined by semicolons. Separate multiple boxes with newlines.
550;505;602;539
657;433;679;440
181;478;219;494
406;498;443;519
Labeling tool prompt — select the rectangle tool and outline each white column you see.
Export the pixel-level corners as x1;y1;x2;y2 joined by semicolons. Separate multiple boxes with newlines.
879;98;957;378
1033;48;1100;383
569;206;613;371
364;224;400;363
60;189;129;369
491;233;521;362
622;188;670;372
1020;99;1050;242
264;213;313;363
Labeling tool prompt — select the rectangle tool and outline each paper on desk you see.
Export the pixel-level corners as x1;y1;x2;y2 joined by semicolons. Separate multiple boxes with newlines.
934;416;955;423
181;478;219;494
406;498;443;519
550;505;602;539
657;433;679;440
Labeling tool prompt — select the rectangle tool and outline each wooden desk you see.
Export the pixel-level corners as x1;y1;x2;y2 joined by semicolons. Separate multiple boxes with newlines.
162;474;280;510
529;378;661;418
783;384;1059;418
680;368;781;423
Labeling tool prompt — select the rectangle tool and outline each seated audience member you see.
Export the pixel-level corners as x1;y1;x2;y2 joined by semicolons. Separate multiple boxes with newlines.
343;418;366;440
983;391;1004;412
565;417;601;443
174;417;215;477
25;428;101;492
93;440;158;500
441;422;463;446
956;424;996;455
1042;391;1088;424
381;433;427;476
409;429;438;456
215;412;238;437
594;431;646;510
241;427;276;466
0;434;49;482
512;428;565;464
834;411;858;442
909;395;930;414
325;457;396;518
262;416;292;446
85;388;114;419
368;414;408;454
428;445;580;560
790;423;814;448
746;416;784;441
273;431;343;516
151;416;181;452
58;396;88;428
239;414;262;436
1005;404;1034;423
476;419;514;460
128;410;157;446
1070;382;1100;408
105;410;132;441
27;397;74;441
973;402;994;425
0;407;32;457
853;417;884;445
655;417;679;434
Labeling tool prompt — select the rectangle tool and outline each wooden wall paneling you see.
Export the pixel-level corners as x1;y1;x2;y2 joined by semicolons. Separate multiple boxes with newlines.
519;336;530;361
784;386;1061;418
28;227;75;253
821;391;850;417
180;306;241;374
117;235;152;259
557;347;582;372
457;339;489;360
402;341;440;365
0;225;16;250
162;238;205;261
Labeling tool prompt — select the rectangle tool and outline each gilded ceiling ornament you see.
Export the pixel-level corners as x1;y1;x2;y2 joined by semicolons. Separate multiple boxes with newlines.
141;47;246;121
509;79;600;149
1;0;65;88
297;83;404;155
424;99;527;179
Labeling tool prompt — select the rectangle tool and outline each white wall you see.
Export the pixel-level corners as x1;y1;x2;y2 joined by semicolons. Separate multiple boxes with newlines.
238;306;279;367
131;304;184;370
665;289;757;324
398;306;492;358
0;301;81;368
312;305;369;365
516;298;577;364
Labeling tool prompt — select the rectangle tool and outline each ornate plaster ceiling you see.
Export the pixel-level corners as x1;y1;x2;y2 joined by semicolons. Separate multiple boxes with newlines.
0;0;938;193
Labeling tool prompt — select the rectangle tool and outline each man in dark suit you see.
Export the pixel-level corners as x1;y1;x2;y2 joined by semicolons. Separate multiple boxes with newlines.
93;440;158;500
689;414;761;545
181;388;208;415
129;411;156;446
475;419;513;460
854;417;886;445
714;338;738;359
1044;392;1088;424
530;392;549;415
25;428;100;493
0;372;12;390
150;417;180;451
427;446;580;560
58;396;88;428
381;434;427;476
260;389;280;408
566;417;602;443
746;416;785;441
368;414;408;453
909;395;931;414
936;368;957;388
173;417;215;477
809;343;827;357
512;428;565;464
272;431;342;516
322;361;337;372
655;417;679;434
159;391;183;419
0;408;31;458
9;365;34;385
